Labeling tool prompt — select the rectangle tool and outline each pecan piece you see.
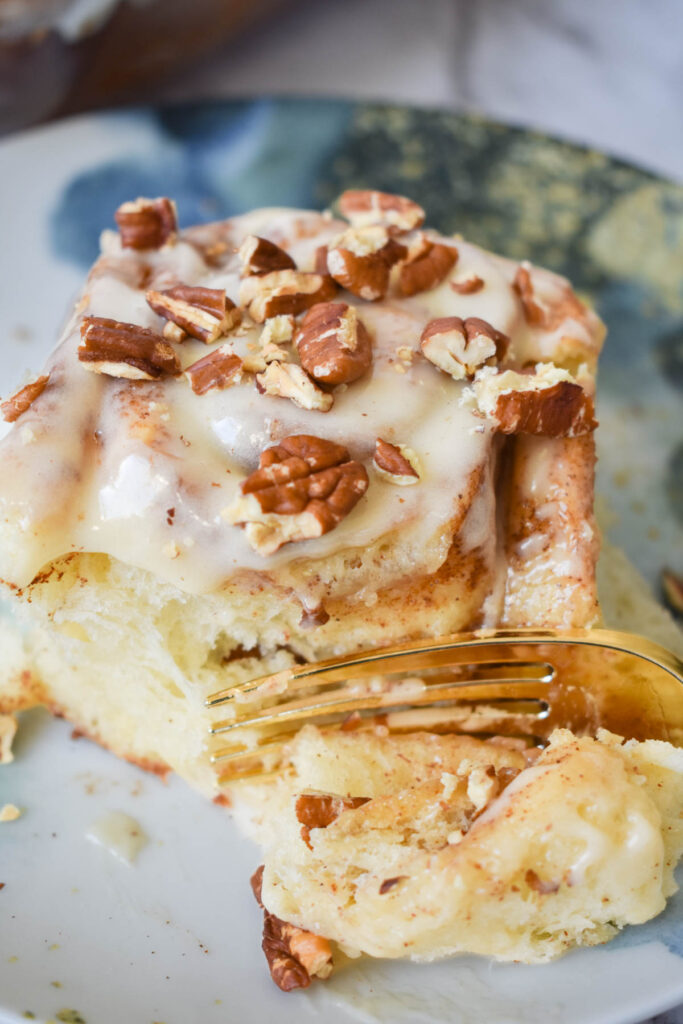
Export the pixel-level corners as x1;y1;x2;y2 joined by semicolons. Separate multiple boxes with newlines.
326;226;406;300
256;362;333;412
314;244;330;274
474;366;597;437
184;345;243;395
251;866;333;991
242;316;296;372
163;321;188;344
398;236;458;297
299;603;330;629
513;264;547;326
78;316;180;380
525;869;560;895
373;438;420;485
379;876;407;895
239;270;337;323
1;374;49;422
238;235;296;275
421;316;508;380
451;274;484;295
296;302;372;385
224;435;368;555
114;197;177;250
338;189;425;232
146;284;241;343
295;792;370;847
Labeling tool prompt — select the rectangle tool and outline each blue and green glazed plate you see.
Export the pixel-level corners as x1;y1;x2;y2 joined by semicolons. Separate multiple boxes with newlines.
0;99;681;1024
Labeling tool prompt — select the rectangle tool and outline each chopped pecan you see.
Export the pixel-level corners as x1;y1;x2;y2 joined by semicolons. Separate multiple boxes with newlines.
398;236;458;297
251;866;333;991
1;374;49;422
256;362;333;412
338;189;425;232
299;604;330;629
465;763;499;812
146;284;241;343
295;793;369;837
239;270;337;323
421;316;508;380
314;244;330;274
451;274;484;295
496;765;521;790
379;876;407;895
251;864;266;907
373;438;420;485
513;264;547;326
525;869;560;895
162;321;188;344
224;435;369;555
474;366;597;437
78;316;180;380
326;226;406;300
242;315;296;373
114;197;177;250
261;314;295;346
296;302;372;385
662;568;683;616
238;235;297;275
184;345;243;395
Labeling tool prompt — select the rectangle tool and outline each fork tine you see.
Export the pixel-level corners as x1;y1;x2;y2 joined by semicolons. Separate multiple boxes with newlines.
212;703;546;781
207;629;683;784
209;679;549;735
204;631;563;708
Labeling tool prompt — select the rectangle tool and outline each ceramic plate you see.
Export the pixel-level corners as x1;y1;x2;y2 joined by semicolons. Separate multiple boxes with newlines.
0;99;682;1024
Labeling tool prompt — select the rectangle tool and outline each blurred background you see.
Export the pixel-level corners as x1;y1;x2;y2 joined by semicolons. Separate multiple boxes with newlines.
0;0;680;179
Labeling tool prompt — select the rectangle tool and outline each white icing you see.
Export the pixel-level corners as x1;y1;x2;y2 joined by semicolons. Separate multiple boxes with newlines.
0;207;601;602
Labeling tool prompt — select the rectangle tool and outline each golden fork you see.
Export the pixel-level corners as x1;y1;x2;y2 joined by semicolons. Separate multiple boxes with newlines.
205;628;683;784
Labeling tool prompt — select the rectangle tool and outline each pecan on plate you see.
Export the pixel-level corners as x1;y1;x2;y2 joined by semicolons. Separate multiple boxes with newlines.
114;197;177;250
224;435;369;555
146;285;241;343
474;366;597;437
326;226;406;301
239;270;337;323
184;346;243;395
398;235;458;297
1;374;49;422
373;438;421;485
238;235;296;275
420;316;508;380
251;866;333;992
338;189;425;232
78;316;180;380
296;302;372;385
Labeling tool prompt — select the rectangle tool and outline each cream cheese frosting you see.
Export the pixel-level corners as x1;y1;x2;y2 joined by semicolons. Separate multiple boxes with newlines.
0;204;604;600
